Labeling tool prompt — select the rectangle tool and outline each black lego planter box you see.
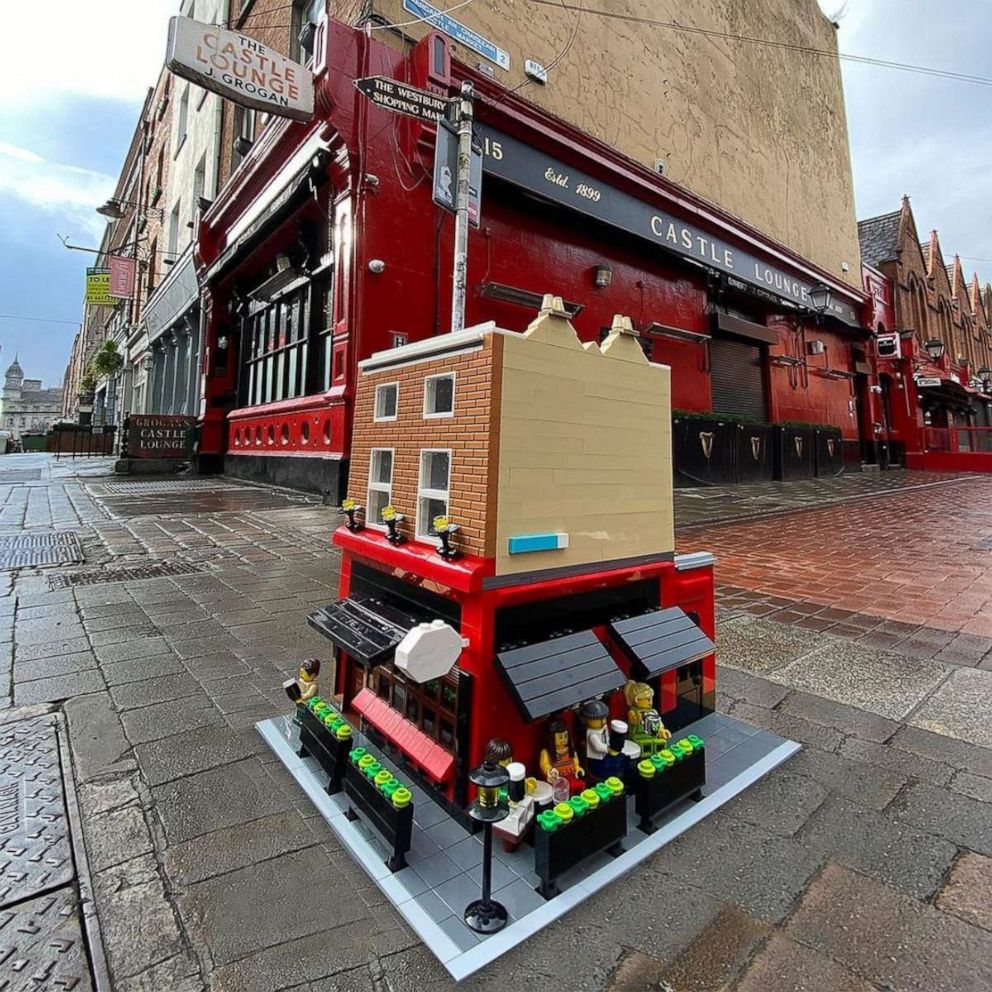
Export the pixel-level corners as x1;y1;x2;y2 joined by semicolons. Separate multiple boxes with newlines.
343;760;414;872
297;706;350;795
633;748;706;833
535;794;627;899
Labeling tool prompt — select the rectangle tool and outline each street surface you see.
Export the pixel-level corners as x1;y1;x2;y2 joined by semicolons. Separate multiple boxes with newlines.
0;454;990;991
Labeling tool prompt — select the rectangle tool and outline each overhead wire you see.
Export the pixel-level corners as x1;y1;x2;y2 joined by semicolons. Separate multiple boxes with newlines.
524;0;992;87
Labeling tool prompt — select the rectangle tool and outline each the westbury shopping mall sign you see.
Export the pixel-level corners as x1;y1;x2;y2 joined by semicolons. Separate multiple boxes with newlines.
166;16;314;121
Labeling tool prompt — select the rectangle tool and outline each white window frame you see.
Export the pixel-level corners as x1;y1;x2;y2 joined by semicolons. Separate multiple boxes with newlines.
373;382;399;422
416;448;451;544
423;372;455;419
175;85;189;157
366;448;394;530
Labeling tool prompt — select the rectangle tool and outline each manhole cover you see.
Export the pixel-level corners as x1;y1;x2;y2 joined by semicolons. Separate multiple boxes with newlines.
0;532;84;570
0;469;42;482
49;559;202;589
0;889;94;991
87;479;240;495
0;719;75;907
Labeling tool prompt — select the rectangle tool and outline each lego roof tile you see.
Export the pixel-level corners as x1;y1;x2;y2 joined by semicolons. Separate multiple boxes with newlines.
495;631;628;723
857;210;902;268
608;607;715;679
306;596;417;666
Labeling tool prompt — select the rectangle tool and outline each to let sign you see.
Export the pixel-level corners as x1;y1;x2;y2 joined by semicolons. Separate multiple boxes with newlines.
166;16;314;121
355;76;449;123
127;415;197;459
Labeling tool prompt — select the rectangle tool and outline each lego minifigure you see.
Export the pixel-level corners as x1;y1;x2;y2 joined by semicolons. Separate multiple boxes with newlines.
580;699;610;778
284;658;321;705
539;718;585;794
625;681;672;756
485;738;513;767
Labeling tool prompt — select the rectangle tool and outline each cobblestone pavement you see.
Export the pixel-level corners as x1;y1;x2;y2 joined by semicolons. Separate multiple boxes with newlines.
0;453;990;992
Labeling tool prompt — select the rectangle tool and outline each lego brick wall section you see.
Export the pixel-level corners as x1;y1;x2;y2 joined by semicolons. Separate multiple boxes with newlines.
339;0;862;286
495;314;674;576
349;336;503;555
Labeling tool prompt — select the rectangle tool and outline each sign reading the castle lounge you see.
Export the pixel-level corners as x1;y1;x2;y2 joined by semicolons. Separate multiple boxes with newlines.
166;16;314;121
476;125;860;326
127;415;196;459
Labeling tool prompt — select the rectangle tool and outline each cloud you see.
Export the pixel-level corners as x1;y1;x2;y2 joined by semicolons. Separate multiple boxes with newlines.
0;144;115;239
0;141;43;163
0;0;178;105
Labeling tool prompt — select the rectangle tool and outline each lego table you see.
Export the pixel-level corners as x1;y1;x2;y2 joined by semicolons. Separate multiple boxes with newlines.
258;710;799;981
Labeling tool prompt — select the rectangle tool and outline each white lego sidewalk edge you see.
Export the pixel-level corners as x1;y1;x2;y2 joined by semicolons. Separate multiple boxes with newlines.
257;718;801;982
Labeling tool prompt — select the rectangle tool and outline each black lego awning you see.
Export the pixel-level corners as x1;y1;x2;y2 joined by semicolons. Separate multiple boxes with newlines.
495;631;628;723
306;596;417;667
608;607;715;679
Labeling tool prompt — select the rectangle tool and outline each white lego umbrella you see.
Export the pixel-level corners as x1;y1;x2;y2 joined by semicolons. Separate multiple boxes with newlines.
394;620;467;683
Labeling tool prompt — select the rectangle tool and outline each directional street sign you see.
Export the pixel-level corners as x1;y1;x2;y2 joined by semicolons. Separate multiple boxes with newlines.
354;76;449;122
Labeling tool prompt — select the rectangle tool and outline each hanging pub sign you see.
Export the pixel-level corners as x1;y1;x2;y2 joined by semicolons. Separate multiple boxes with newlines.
85;268;113;306
475;124;861;326
166;16;315;121
109;255;136;299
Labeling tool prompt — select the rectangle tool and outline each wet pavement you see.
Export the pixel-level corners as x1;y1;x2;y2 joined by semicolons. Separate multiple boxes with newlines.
0;453;989;991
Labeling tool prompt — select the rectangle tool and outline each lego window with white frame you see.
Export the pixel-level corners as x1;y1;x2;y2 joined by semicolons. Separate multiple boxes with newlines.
417;449;451;542
367;449;394;528
374;382;399;421
423;373;455;418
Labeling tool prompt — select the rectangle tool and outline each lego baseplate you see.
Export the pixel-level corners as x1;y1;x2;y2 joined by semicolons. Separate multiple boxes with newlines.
257;713;800;981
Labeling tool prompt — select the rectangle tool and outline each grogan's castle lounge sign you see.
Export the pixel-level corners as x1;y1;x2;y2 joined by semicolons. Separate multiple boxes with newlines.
166;17;314;121
476;125;860;326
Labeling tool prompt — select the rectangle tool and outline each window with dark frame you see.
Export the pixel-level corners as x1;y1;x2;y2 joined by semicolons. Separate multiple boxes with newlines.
242;284;313;406
371;666;460;752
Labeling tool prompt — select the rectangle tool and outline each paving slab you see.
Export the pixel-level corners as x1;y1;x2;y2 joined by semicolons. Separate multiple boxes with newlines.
63;691;136;783
14;649;98;682
734;933;878;992
723;766;828;836
888;781;992;855
14;668;106;705
936;852;992;933
909;667;992;747
890;726;992;778
797;795;958;899
772;639;950;720
785;746;907;810
151;757;291;844
120;695;223;745
101;653;187;686
714;617;824;675
785;863;992;992
777;689;900;742
109;671;203;710
838;737;954;788
134;723;263;786
179;846;371;968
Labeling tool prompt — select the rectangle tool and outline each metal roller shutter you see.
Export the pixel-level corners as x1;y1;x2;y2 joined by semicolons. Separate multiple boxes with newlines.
710;337;767;420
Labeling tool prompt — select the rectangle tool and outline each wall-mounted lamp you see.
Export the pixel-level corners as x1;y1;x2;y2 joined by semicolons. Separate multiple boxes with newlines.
368;259;386;274
924;338;946;362
593;264;613;289
807;282;832;316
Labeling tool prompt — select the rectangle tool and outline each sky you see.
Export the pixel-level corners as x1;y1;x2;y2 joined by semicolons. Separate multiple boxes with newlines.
0;1;990;386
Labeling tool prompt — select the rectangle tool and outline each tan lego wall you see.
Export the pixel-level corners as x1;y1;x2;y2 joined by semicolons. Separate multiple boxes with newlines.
494;307;673;577
334;0;861;286
349;336;503;556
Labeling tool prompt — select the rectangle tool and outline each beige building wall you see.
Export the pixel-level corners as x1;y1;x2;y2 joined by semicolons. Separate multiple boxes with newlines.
494;304;673;577
333;0;861;287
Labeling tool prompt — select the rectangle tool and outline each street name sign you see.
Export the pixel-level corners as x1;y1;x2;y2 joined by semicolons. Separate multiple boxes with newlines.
354;76;449;122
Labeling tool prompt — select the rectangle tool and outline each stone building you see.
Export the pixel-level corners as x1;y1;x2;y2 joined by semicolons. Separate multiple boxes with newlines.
1;358;64;439
858;196;992;451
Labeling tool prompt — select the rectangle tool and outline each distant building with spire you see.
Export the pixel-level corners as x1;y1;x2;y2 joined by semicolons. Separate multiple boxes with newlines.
1;356;63;440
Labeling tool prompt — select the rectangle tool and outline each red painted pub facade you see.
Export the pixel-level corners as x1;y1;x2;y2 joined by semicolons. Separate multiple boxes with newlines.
195;18;878;495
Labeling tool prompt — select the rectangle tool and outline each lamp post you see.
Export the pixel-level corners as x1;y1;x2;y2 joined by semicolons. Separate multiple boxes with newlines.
924;338;946;363
464;758;510;934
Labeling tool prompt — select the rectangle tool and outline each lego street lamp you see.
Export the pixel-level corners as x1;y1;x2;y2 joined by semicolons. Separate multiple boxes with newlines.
464;758;510;934
924;338;946;362
807;282;832;321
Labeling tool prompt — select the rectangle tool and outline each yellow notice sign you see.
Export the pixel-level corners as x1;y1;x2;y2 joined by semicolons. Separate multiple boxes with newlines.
85;268;113;305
